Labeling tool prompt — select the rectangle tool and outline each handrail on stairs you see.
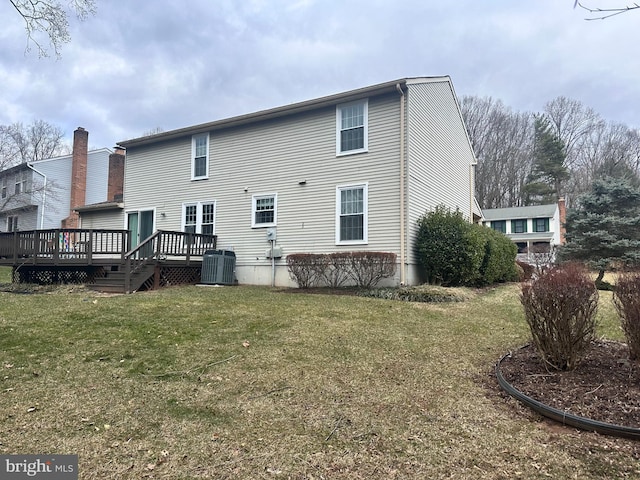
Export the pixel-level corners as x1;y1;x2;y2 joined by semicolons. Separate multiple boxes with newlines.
123;230;217;293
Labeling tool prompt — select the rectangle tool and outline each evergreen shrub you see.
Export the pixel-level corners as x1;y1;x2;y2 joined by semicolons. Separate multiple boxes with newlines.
415;205;517;286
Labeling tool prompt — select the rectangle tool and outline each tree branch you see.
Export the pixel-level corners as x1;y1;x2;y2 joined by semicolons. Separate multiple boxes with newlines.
575;1;640;20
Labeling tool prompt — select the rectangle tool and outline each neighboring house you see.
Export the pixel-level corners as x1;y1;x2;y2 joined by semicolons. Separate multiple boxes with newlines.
0;127;124;232
482;199;566;262
93;77;480;287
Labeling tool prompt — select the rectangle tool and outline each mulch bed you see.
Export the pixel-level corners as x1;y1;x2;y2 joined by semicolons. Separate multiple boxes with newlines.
498;341;640;428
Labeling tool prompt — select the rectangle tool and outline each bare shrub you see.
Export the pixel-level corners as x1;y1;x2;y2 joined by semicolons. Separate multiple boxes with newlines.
348;252;397;288
613;272;640;361
287;252;397;289
529;244;555;276
516;260;534;282
520;263;598;370
321;253;352;288
286;254;326;288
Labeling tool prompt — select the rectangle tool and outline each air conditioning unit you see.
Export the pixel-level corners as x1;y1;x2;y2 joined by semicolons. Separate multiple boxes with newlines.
201;250;236;285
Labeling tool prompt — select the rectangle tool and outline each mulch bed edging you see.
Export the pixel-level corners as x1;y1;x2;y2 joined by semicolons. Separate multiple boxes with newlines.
496;343;640;440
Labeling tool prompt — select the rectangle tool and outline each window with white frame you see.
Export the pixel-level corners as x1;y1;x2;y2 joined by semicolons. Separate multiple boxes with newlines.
192;133;209;180
182;201;216;237
336;184;367;244
252;194;277;227
1;178;6;199
336;100;368;155
7;216;18;232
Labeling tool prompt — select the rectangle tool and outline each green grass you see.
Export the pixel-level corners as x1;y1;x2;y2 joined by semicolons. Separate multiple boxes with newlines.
0;283;636;479
0;266;11;283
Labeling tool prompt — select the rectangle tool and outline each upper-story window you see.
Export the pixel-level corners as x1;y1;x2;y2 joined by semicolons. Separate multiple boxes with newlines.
1;178;6;199
336;183;368;244
252;194;277;228
7;216;18;232
336;100;368;155
192;133;209;180
491;220;506;234
14;173;26;195
511;219;527;234
533;218;550;232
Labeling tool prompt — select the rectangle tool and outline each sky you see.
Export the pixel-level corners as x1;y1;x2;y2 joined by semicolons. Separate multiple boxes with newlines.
0;0;638;150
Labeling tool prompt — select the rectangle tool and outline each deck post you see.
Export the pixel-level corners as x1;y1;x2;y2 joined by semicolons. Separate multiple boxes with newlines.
11;232;18;262
87;230;93;265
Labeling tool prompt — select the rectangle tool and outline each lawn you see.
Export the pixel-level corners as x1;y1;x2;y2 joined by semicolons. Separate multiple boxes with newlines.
0;282;637;479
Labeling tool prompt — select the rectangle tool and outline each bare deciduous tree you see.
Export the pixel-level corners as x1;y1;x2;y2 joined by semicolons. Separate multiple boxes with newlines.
463;93;640;210
0;120;67;169
460;95;534;209
9;0;96;57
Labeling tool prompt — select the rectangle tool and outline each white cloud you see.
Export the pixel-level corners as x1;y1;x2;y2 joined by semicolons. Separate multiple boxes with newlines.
1;0;639;150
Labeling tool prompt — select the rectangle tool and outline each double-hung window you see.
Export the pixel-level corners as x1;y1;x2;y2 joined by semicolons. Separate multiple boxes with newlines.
7;216;18;232
191;133;209;180
511;219;527;234
336;184;368;244
491;220;506;234
182;201;216;241
252;194;277;228
1;178;6;199
533;218;550;232
336;100;368;155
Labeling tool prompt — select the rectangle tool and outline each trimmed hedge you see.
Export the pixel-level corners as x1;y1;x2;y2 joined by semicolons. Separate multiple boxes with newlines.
287;252;397;289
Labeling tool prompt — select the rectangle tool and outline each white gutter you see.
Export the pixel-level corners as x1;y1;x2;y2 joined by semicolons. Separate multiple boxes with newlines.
27;163;47;229
396;83;407;285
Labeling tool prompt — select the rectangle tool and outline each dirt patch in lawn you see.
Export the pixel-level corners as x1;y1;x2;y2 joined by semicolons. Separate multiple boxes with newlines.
497;340;640;428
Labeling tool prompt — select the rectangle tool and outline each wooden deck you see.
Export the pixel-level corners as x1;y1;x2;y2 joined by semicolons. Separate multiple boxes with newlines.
0;229;217;293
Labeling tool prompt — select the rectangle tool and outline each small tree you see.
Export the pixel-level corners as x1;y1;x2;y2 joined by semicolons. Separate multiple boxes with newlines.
559;176;640;287
521;263;598;370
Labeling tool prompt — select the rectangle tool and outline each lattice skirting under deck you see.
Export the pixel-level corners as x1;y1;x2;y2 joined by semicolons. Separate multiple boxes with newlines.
13;266;108;285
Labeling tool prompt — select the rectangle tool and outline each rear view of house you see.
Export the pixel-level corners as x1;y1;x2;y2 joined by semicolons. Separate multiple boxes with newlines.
105;76;479;287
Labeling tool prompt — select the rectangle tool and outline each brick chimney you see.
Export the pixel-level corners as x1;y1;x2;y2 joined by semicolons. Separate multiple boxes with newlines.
558;197;566;244
108;147;125;202
61;127;89;228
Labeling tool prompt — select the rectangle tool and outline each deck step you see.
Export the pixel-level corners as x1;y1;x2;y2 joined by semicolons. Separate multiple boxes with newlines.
90;266;156;293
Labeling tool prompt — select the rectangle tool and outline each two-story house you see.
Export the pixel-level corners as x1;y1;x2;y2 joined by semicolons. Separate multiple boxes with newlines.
0;127;124;232
83;76;480;287
482;199;566;262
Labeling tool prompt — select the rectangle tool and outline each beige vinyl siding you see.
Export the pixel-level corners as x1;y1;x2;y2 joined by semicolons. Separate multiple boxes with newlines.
405;79;475;266
80;210;124;230
123;93;402;276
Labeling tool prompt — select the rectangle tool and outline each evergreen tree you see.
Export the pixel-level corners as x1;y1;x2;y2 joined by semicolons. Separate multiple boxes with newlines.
522;116;569;205
559;175;640;287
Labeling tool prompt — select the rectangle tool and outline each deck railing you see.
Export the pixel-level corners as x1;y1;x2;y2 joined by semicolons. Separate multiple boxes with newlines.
0;229;130;265
124;230;217;292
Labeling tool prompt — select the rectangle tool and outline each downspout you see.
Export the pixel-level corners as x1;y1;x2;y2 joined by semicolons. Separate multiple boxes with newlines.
27;164;47;229
396;83;407;285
